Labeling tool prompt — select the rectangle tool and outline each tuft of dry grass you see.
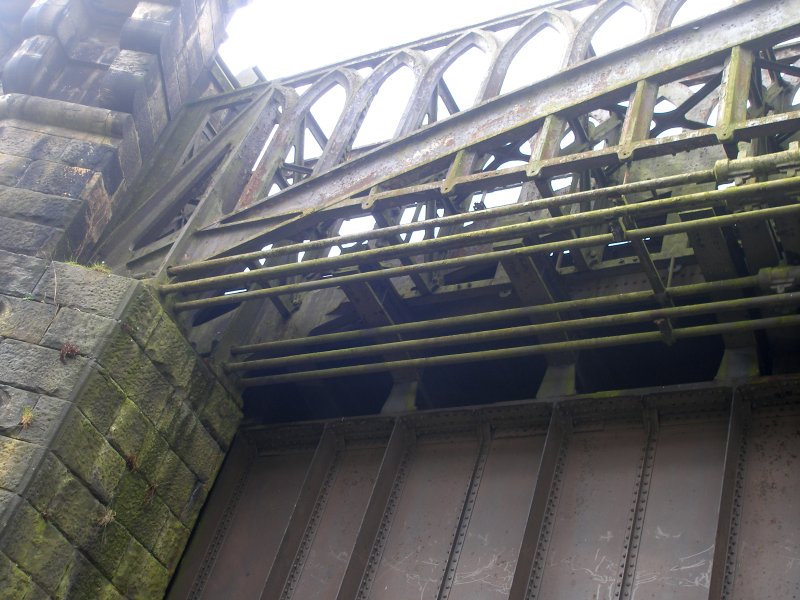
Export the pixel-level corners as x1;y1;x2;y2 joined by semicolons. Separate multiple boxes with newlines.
97;508;116;528
19;406;34;430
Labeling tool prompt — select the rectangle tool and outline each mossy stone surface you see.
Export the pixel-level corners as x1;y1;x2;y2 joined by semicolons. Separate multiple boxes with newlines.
74;368;125;435
25;452;68;513
51;407;125;503
46;471;105;548
112;538;169;600
136;427;169;484
112;472;169;551
198;382;242;449
0;550;38;600
144;314;197;389
152;511;190;571
154;449;197;523
0;436;43;493
107;398;151;462
53;552;124;600
118;285;161;347
0;502;75;594
100;329;171;424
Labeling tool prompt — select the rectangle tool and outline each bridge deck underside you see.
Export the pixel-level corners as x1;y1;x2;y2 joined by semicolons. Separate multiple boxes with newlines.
170;377;800;599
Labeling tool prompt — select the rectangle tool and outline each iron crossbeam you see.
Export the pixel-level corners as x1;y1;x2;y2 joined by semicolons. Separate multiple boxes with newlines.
170;203;800;311
225;292;800;372
239;315;800;387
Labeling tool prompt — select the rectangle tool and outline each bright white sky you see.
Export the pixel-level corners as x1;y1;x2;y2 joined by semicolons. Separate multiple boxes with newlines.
221;0;557;79
220;0;733;81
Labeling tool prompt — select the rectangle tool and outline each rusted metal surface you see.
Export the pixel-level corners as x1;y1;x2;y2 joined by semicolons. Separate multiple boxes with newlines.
290;445;385;599
728;408;800;598
170;378;800;599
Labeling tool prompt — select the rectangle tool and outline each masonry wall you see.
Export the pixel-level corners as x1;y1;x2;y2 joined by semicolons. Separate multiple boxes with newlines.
0;259;241;598
0;0;244;597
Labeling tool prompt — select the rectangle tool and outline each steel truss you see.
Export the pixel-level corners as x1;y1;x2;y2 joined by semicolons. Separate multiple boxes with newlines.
97;0;800;396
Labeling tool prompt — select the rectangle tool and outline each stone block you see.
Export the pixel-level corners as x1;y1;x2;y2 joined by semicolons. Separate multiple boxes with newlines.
195;3;215;65
0;185;82;230
121;14;172;55
119;283;161;347
5;392;68;447
154;449;197;523
51;407;126;503
180;416;224;482
26;452;129;580
0;338;87;398
0;487;19;531
21;0;88;49
0;125;68;162
69;39;120;67
0;294;56;343
136;427;169;485
17;160;93;198
107;398;151;466
33;261;135;318
180;360;216;411
0;249;47;296
0;550;42;600
0;214;63;256
0;152;31;186
155;394;193;446
2;35;66;95
0;436;43;493
145;313;197;389
198;382;242;449
53;551;124;600
42;468;101;543
0;386;39;433
75;368;125;435
146;83;170;140
112;538;169;600
152;511;190;571
40;306;116;358
60;140;123;195
0;501;75;595
98;49;159;113
101;329;172;424
25;452;67;513
112;472;170;551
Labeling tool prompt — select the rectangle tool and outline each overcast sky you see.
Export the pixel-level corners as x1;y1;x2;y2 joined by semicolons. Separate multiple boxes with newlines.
220;0;558;79
220;0;731;81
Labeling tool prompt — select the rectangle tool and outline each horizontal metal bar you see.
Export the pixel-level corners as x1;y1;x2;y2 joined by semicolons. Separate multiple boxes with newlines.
231;273;768;356
193;112;800;247
239;315;800;386
180;1;800;263
169;168;718;278
171;203;800;312
163;176;800;295
225;292;800;372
